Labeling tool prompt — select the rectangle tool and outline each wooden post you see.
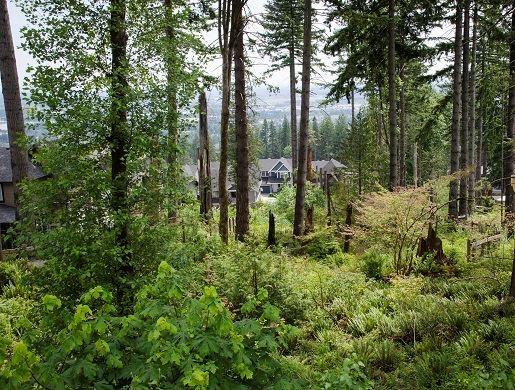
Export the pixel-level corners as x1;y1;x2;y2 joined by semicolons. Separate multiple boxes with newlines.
319;168;323;189
305;205;314;234
267;210;276;247
326;173;331;226
344;203;353;253
466;239;471;260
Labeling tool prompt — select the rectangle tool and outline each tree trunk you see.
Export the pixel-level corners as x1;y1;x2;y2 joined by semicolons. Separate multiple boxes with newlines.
0;0;29;220
267;210;276;247
388;0;398;191
289;46;298;173
293;0;312;237
109;0;132;281
199;91;212;220
164;0;178;220
353;86;362;194
413;142;418;188
449;0;463;219
218;0;236;244
459;0;470;217
399;64;407;187
476;37;485;183
326;173;331;226
504;2;515;216
468;4;477;213
234;0;249;241
343;203;352;253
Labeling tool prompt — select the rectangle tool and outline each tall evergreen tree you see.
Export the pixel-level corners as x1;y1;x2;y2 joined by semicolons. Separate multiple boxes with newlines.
234;0;249;241
260;119;269;158
261;0;304;173
279;116;291;155
459;0;471;216
388;0;398;190
268;120;279;157
293;0;312;237
449;0;463;219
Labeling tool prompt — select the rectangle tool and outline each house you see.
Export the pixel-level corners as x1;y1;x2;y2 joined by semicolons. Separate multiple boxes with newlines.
0;147;45;232
184;161;262;205
259;158;293;195
184;157;347;203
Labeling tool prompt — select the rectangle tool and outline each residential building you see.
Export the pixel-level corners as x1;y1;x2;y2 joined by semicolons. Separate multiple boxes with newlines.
184;157;347;204
0;147;45;235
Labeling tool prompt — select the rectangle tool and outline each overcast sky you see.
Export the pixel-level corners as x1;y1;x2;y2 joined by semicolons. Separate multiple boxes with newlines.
4;0;338;105
3;0;451;109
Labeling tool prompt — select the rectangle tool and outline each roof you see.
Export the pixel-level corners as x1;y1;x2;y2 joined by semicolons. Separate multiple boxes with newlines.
258;158;293;172
0;147;45;182
313;158;347;173
0;204;16;224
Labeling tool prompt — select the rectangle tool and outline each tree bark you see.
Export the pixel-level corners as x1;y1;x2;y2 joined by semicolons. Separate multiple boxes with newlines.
109;0;132;282
399;64;407;187
267;210;276;247
504;2;515;216
459;0;470;217
164;0;179;220
476;37;485;183
218;0;237;243
468;4;477;213
289;46;298;173
0;0;29;220
413;142;418;188
449;0;463;219
234;0;249;241
353;86;362;195
293;0;312;237
388;0;398;191
198;91;212;220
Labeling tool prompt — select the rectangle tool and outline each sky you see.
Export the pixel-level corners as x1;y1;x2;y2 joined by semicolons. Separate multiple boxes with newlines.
3;0;451;112
3;0;337;105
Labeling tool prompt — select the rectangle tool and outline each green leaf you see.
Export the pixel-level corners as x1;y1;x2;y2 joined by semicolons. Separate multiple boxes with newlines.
42;295;62;312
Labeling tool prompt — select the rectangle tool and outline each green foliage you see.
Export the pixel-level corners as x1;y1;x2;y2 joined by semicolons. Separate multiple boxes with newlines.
360;251;389;280
274;183;325;223
1;262;292;389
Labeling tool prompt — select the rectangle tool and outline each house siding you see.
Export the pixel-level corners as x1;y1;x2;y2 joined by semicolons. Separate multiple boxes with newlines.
1;183;15;207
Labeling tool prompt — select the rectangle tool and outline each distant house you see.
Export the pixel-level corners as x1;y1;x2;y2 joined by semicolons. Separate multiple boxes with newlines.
0;147;45;233
259;158;293;194
183;161;261;205
184;157;347;204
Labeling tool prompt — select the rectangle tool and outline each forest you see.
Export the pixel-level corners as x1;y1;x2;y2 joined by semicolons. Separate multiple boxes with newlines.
0;0;514;388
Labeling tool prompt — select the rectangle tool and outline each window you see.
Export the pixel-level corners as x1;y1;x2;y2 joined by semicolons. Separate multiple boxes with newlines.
0;184;3;203
261;171;268;177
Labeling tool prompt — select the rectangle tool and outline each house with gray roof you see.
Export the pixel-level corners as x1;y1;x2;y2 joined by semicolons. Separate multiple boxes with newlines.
0;147;45;228
184;157;347;204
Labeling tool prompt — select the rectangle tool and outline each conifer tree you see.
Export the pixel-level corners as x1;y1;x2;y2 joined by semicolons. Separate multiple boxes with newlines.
261;0;304;172
293;0;312;237
449;0;463;219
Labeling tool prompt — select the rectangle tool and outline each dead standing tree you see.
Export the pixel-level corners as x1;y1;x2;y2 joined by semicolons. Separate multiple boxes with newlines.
198;91;212;220
0;0;29;220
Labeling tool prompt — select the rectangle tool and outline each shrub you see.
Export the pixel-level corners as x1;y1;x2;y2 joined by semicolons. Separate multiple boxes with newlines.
2;262;295;389
360;252;389;280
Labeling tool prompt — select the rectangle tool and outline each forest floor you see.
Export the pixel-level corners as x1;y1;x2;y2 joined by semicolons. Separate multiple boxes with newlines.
0;200;514;388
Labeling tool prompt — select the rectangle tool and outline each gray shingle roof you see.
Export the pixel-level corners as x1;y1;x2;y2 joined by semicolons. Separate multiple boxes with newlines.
0;204;16;224
0;147;45;182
